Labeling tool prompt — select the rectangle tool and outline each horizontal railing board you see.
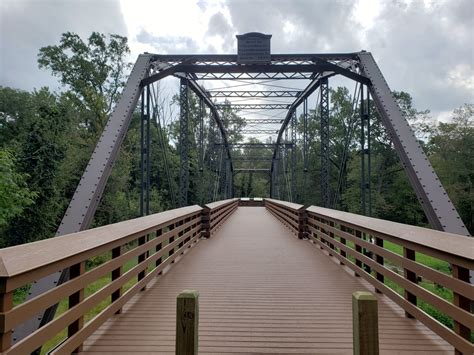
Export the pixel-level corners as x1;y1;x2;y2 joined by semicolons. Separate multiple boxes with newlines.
264;198;304;211
308;217;473;300
0;206;202;280
2;219;201;332
308;225;474;329
205;198;239;210
307;206;473;263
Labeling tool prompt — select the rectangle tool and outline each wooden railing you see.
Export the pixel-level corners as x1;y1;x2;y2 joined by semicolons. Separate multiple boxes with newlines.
0;205;203;354
306;206;473;355
264;198;306;239
204;198;239;236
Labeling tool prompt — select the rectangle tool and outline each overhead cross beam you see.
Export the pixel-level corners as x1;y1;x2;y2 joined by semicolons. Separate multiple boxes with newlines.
229;119;283;124
208;90;301;97
241;129;279;134
216;143;293;149
216;104;290;110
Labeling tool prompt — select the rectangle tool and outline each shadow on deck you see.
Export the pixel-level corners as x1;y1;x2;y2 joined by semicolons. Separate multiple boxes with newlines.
81;207;452;354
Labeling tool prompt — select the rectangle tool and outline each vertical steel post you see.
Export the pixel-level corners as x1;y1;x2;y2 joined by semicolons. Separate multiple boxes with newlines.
199;99;204;173
320;78;330;207
140;90;145;216
179;78;189;207
360;84;366;215
366;86;372;216
276;148;281;200
207;117;215;203
220;150;226;199
291;111;297;202
146;85;151;215
303;98;308;201
284;127;289;201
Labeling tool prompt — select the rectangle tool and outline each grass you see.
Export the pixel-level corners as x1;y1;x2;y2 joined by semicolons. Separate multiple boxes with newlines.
11;233;178;353
330;232;473;341
12;255;143;354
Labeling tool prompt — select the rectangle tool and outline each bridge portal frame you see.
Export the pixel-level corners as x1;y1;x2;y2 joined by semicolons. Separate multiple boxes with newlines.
14;51;470;347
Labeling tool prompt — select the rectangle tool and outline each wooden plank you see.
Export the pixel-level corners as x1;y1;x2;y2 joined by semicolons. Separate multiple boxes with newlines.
80;208;454;354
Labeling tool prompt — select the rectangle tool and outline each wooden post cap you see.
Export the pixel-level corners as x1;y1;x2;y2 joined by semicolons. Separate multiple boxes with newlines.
176;290;199;355
352;291;379;355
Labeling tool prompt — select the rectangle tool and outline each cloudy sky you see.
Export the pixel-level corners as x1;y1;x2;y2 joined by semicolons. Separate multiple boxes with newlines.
1;0;473;121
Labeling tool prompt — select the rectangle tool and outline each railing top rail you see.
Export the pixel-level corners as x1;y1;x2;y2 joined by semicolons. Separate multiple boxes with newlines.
205;198;239;210
0;205;202;278
265;198;304;211
307;206;473;263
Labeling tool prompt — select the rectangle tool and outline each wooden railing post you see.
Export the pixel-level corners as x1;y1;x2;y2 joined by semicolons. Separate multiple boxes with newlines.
340;225;347;265
138;233;147;291
352;291;379;355
68;261;85;353
169;223;175;263
176;290;199;355
403;247;417;318
111;246;122;314
156;228;163;275
452;264;471;355
298;209;307;240
0;279;12;353
374;237;384;293
328;220;336;251
354;230;363;276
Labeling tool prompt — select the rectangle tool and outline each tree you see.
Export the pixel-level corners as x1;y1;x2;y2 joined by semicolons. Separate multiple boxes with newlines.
0;149;36;231
426;104;474;233
38;32;131;134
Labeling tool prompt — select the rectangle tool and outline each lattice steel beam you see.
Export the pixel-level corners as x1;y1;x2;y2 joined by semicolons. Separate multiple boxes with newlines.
216;104;290;110
241;129;279;134
320;77;330;208
216;143;293;148
179;78;190;207
230;119;283;124
144;61;370;85
208;90;301;97
150;53;360;65
291;111;297;202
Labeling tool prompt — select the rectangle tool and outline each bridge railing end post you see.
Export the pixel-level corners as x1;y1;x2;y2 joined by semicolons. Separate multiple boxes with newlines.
176;290;199;355
352;291;379;355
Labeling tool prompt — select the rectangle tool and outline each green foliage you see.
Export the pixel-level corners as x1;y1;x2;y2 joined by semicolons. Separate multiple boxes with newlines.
38;32;131;134
0;149;36;228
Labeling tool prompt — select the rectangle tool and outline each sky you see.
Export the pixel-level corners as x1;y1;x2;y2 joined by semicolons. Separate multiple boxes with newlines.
0;0;473;122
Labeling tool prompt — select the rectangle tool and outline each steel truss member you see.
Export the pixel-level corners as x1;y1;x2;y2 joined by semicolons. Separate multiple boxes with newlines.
179;77;189;207
320;77;330;207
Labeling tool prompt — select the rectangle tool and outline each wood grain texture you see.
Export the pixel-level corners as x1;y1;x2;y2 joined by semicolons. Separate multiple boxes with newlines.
80;207;453;354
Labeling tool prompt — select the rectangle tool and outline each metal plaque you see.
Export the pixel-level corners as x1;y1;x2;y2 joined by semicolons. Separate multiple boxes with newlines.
236;32;272;64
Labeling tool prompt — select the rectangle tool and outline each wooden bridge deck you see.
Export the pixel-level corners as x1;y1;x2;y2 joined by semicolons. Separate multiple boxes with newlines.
80;207;453;354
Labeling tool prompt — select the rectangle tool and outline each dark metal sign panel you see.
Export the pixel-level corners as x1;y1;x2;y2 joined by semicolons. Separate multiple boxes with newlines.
236;32;272;64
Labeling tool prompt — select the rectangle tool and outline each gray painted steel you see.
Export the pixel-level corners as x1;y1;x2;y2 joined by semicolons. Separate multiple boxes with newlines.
12;54;153;344
179;78;190;207
320;78;330;208
358;52;469;236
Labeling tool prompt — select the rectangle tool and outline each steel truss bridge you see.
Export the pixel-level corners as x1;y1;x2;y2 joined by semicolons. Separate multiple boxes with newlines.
2;50;472;355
